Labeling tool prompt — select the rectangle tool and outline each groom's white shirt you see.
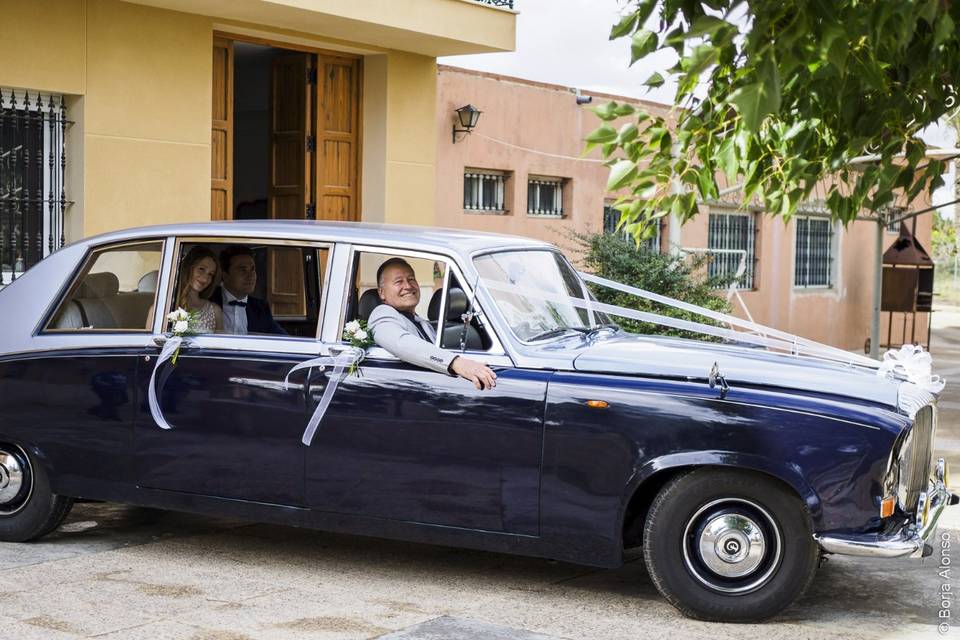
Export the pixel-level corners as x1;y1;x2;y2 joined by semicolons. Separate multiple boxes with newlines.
367;304;456;375
221;285;249;335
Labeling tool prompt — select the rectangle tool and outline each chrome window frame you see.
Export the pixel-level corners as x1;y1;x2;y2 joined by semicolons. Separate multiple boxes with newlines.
335;243;509;362
159;235;334;346
469;245;595;347
40;237;168;335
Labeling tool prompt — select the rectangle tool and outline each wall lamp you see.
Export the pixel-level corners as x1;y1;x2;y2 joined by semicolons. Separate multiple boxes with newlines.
452;104;482;143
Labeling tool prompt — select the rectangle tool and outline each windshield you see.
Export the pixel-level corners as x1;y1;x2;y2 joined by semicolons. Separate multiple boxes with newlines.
474;250;610;341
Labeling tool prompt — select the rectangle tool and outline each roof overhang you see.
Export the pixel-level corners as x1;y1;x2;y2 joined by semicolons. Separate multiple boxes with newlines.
124;0;516;56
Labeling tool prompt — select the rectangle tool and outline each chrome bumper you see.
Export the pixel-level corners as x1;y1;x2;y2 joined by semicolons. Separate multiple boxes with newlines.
815;458;958;559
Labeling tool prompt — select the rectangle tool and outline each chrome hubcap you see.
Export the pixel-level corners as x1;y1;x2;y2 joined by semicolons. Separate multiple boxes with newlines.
698;513;766;578
0;451;24;505
682;498;783;595
0;447;31;516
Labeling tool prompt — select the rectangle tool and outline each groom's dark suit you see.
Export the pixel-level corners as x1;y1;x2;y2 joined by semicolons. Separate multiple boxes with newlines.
210;287;286;335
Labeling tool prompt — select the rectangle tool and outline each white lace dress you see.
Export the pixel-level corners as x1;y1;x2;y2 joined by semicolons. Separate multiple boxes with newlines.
189;300;218;334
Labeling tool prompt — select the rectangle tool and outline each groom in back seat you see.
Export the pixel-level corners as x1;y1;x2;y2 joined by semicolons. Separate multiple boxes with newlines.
211;245;286;336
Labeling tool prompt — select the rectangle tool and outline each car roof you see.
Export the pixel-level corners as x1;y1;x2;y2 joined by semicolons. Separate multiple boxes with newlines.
74;220;554;259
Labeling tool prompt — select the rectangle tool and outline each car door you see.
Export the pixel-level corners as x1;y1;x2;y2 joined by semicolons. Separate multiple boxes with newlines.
134;237;331;507
302;244;548;536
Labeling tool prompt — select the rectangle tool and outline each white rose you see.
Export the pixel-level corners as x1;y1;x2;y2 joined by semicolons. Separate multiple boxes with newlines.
354;329;368;341
168;308;189;323
173;320;189;334
344;320;361;334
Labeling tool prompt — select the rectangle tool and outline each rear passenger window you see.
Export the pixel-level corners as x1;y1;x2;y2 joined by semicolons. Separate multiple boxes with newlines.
45;241;163;332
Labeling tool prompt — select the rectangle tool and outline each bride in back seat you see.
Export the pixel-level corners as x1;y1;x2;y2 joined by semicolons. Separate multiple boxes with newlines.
147;246;223;333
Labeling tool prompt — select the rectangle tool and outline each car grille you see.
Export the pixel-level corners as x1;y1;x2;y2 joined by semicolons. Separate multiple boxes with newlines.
902;404;936;513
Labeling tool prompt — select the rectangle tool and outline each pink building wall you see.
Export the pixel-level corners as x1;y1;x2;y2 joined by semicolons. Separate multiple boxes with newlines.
434;65;934;352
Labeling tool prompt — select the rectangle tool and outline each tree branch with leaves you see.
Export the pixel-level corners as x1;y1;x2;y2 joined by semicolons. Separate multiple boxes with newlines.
591;0;956;241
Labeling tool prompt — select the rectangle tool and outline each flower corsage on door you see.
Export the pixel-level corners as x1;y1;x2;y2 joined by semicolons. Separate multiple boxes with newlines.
166;307;198;366
343;319;374;376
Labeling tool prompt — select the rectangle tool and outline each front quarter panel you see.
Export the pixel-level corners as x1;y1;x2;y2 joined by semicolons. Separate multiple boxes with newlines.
540;372;908;566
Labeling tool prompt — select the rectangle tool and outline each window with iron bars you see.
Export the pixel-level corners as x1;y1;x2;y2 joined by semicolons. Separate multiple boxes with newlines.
603;203;661;252
464;169;507;213
1;88;69;286
528;177;564;217
794;216;834;288
707;210;757;289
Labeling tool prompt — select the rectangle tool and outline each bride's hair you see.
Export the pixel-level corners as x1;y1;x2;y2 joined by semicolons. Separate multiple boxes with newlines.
176;246;219;308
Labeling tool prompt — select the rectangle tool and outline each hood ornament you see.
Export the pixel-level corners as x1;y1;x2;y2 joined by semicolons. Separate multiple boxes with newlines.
708;362;730;400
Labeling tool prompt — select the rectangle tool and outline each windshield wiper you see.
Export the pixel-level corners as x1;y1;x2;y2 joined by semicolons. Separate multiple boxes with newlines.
528;327;591;342
586;322;620;337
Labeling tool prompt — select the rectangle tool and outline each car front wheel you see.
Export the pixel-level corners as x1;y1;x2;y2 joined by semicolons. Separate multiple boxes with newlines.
0;444;73;542
643;468;819;622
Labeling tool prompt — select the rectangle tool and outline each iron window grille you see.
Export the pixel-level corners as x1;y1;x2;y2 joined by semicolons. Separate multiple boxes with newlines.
882;205;907;233
464;170;507;213
794;216;834;288
528;177;564;217
1;88;70;286
707;210;757;289
603;202;661;252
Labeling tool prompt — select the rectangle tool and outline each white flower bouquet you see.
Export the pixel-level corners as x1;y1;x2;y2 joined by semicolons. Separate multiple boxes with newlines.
342;319;374;376
166;307;198;366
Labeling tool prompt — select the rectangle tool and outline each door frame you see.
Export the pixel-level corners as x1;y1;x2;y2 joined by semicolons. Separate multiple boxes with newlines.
212;31;364;222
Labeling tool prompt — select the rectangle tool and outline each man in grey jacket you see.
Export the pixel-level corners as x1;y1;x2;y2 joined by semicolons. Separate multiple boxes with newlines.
367;258;497;391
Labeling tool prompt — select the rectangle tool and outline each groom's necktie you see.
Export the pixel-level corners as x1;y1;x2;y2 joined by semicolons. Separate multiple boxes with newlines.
228;300;247;308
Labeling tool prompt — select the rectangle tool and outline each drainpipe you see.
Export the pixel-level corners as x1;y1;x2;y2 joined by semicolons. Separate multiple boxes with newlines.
871;219;883;359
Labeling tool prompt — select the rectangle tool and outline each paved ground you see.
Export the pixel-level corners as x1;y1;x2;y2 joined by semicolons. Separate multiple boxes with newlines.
3;320;960;639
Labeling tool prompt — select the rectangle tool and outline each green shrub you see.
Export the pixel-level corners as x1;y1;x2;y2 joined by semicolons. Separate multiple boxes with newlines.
571;231;732;339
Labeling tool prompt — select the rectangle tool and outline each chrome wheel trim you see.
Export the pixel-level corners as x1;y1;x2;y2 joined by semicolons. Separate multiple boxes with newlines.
0;445;33;517
681;497;783;595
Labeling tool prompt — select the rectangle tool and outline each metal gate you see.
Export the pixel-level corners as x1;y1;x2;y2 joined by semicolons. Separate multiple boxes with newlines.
0;88;69;285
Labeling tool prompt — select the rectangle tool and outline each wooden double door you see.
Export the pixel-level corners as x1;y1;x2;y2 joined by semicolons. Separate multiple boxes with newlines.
211;36;361;223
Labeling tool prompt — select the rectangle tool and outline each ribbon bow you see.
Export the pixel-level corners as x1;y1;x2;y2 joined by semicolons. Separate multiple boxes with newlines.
877;344;945;394
284;346;365;446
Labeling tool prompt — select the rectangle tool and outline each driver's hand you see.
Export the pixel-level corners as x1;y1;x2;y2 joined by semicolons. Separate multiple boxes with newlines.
450;356;497;390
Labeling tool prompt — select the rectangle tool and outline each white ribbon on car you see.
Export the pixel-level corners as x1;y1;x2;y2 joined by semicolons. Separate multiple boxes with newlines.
480;275;945;392
877;344;945;393
578;272;880;368
283;346;365;446
148;336;183;430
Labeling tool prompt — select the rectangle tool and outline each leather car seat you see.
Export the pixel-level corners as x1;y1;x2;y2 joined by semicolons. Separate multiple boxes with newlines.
357;288;382;322
428;287;483;350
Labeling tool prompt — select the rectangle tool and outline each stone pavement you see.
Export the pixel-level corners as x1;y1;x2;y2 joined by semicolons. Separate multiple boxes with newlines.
2;322;960;639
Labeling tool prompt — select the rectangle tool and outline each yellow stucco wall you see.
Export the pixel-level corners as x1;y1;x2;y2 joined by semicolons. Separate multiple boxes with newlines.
0;0;213;238
383;51;437;226
0;0;444;240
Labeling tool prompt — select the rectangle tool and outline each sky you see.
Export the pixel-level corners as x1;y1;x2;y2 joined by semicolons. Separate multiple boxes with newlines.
441;0;676;103
442;0;957;216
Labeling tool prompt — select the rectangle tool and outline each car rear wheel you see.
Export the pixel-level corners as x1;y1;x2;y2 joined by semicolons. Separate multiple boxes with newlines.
642;468;819;622
0;444;73;542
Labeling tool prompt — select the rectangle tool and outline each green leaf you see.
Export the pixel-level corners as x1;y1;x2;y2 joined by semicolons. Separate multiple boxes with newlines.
610;12;639;40
683;44;719;76
630;29;658;65
826;38;848;74
585;124;618;144
728;58;780;133
935;13;954;46
613;103;636;117
592;101;617;121
666;15;730;43
715;136;737;181
618;122;639;144
607;160;639;191
644;72;666;88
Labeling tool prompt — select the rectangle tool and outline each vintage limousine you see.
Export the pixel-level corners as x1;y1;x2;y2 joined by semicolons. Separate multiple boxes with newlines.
0;221;954;622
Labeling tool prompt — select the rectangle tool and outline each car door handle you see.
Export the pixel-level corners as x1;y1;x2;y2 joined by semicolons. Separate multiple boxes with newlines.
153;336;168;347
